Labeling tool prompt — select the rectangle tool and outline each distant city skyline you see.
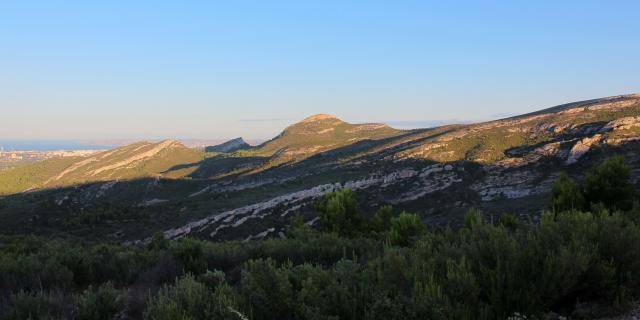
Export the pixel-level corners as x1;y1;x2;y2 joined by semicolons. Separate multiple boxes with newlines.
1;1;639;140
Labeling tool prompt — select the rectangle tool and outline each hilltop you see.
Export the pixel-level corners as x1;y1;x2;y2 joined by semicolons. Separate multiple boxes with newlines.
245;114;401;160
0;94;638;242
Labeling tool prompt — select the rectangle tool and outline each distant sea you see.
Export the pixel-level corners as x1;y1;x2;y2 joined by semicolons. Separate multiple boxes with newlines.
0;140;116;151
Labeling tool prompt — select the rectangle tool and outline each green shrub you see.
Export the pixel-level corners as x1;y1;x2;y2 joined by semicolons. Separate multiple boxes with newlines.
550;172;586;213
197;269;226;289
463;208;483;230
240;259;294;320
144;274;240;320
4;290;71;320
371;205;393;233
499;213;520;230
584;156;636;211
388;212;425;246
316;189;364;237
286;214;314;239
76;282;123;320
169;238;207;275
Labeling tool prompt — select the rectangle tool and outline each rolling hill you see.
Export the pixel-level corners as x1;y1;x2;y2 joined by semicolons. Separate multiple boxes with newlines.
0;116;402;195
0;140;202;195
241;114;402;159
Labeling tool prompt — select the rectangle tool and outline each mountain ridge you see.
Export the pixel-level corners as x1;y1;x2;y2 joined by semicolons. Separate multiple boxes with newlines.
0;94;639;242
0;139;201;194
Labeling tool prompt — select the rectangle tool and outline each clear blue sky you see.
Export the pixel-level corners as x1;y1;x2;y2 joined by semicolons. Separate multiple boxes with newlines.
1;1;639;140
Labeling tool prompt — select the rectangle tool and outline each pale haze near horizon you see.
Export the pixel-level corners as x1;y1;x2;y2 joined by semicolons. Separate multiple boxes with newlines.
1;1;639;141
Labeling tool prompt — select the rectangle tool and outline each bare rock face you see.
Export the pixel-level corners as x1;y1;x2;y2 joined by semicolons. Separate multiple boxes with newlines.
496;142;567;169
566;135;603;164
205;138;250;153
159;163;462;240
471;167;557;202
601;116;640;132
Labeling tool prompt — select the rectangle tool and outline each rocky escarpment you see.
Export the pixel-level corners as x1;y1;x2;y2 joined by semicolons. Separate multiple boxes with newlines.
396;94;640;164
158;163;462;241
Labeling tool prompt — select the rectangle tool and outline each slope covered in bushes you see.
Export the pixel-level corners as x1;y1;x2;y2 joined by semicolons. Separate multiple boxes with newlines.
0;157;639;319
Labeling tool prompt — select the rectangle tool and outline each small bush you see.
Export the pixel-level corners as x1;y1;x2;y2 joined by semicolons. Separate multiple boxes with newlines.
388;212;425;246
499;213;520;230
550;172;585;213
463;208;484;230
4;290;72;320
316;189;364;237
144;274;240;320
371;205;393;233
197;269;226;289
240;259;294;320
76;282;123;320
584;155;636;211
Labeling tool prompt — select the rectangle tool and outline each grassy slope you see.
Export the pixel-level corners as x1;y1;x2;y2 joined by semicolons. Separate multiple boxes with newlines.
0;140;203;195
229;115;402;173
0;157;83;194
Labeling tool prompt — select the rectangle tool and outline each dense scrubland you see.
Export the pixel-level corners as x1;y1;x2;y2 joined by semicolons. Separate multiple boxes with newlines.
0;156;639;319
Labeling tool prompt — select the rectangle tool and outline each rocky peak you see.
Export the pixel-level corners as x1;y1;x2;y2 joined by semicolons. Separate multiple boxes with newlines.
205;138;250;153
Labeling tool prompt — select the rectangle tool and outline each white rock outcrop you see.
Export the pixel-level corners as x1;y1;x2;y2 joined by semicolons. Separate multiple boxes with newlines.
566;135;602;164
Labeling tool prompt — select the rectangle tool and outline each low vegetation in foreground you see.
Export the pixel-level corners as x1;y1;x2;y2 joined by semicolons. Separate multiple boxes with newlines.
1;157;639;320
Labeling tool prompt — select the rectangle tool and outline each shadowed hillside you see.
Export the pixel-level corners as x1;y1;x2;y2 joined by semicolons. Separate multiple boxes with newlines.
0;94;639;242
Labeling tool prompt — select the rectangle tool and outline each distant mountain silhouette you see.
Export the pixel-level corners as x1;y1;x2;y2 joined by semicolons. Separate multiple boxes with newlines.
205;138;250;153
